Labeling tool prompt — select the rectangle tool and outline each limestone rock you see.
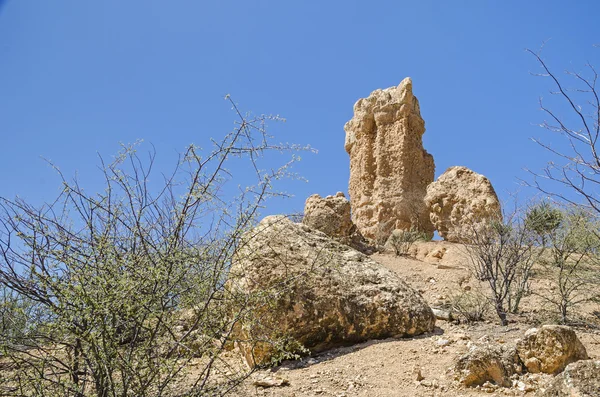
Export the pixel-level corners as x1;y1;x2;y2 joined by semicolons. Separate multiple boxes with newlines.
302;192;376;254
454;344;522;387
541;360;600;397
229;215;435;368
344;78;435;242
303;192;354;238
516;325;588;375
424;166;501;243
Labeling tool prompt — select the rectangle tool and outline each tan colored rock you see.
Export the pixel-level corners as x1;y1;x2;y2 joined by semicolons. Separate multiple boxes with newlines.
303;192;353;238
454;344;522;387
516;325;588;375
302;192;376;254
541;360;600;397
424;166;501;243
344;78;435;242
229;215;435;368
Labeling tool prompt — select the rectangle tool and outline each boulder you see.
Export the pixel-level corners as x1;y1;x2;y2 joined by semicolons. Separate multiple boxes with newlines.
302;192;376;254
229;215;435;368
424;166;501;243
541;360;600;397
454;344;522;387
344;78;435;242
516;325;588;375
303;192;354;238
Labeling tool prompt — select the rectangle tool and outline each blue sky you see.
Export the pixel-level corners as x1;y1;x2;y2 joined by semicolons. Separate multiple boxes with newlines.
1;1;599;216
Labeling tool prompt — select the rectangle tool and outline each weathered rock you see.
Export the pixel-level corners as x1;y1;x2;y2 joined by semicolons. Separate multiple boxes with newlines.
516;325;588;375
302;192;376;254
344;78;435;242
541;360;600;397
454;344;522;387
424;166;501;243
303;192;354;238
229;215;435;368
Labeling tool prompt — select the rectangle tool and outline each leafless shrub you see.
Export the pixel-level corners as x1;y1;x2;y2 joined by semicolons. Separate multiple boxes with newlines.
464;212;540;326
532;205;600;324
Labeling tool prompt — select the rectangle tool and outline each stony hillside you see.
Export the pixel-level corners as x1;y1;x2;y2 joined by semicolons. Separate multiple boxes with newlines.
237;241;600;397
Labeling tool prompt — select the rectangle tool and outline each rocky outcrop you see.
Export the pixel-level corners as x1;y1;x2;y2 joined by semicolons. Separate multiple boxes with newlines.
454;344;522;387
424;166;501;243
344;78;435;242
229;216;435;368
541;360;600;397
516;325;588;375
302;192;354;238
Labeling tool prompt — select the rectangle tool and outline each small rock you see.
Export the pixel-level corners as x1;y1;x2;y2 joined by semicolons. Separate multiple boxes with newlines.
252;375;290;388
437;264;455;270
413;366;424;381
453;333;470;341
431;308;453;321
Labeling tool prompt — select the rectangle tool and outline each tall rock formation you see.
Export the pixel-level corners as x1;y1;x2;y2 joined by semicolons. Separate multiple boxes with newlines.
344;78;435;242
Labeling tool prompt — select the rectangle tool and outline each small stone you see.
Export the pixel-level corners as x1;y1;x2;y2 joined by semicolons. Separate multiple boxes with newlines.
437;264;455;269
453;333;470;341
431;308;453;321
413;366;424;381
252;375;290;388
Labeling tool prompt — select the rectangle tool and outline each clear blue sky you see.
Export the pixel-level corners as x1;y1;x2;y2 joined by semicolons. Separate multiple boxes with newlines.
1;1;599;215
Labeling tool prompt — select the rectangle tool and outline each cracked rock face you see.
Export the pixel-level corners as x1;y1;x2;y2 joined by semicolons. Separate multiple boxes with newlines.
424;166;502;243
344;78;435;242
229;216;435;368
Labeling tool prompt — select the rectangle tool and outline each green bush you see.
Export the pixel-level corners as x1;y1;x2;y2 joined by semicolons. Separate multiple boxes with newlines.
0;100;309;396
386;229;427;257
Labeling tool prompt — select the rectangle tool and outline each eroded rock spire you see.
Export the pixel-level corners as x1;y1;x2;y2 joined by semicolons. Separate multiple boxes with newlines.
344;78;435;241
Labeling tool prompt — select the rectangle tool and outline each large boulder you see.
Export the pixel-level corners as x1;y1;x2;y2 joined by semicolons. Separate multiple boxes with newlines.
541;360;600;397
302;192;354;238
424;166;501;243
454;344;522;387
516;325;588;375
229;216;435;368
344;78;435;242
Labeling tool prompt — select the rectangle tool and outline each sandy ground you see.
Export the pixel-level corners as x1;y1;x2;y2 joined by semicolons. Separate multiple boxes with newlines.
237;241;600;397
